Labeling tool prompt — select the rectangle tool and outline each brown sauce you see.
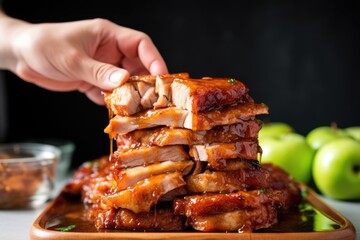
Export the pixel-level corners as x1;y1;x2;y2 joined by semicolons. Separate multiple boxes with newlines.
0;152;35;159
45;195;340;233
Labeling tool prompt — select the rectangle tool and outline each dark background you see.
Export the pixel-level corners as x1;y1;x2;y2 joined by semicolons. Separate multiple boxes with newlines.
1;0;359;168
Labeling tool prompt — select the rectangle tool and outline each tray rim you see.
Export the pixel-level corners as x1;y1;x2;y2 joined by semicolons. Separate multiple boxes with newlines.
30;184;357;240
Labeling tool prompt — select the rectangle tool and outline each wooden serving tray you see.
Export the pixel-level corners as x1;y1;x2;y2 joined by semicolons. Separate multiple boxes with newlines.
30;185;356;240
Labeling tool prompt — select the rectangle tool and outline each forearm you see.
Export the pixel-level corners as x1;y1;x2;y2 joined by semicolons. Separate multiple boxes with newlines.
0;9;30;71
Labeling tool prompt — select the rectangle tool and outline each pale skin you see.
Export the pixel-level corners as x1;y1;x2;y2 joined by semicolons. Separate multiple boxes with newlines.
0;9;168;105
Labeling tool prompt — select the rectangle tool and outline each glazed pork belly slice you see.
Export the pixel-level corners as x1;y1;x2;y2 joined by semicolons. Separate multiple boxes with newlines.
189;140;261;166
186;204;277;232
110;145;189;168
159;186;188;202
105;102;268;136
88;207;184;231
80;161;193;206
206;158;262;171
173;190;278;232
105;172;186;213
63;155;111;196
104;83;142;116
113;160;194;191
104;73;190;116
262;163;302;212
104;81;158;116
133;73;190;111
105;107;187;137
103;73;254;116
185;167;271;193
174;190;274;217
116;120;261;149
171;77;253;113
82;175;113;207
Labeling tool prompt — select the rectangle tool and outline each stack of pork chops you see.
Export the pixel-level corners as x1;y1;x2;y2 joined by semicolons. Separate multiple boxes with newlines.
64;73;301;232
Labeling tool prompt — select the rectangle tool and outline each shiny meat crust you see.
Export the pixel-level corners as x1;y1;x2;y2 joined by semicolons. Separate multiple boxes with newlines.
171;77;253;113
206;158;262;171
105;172;186;213
130;72;189;85
105;103;268;135
104;73;254;117
189;140;261;163
88;207;184;231
104;73;190;116
262;163;302;212
116;121;262;149
185;167;271;193
63;156;110;196
113;161;194;192
174;190;290;217
172;163;302;232
110;145;189;168
187;205;277;232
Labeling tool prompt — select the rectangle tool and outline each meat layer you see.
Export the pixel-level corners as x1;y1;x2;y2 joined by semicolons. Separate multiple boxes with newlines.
104;73;190;116
174;190;275;217
171;77;252;113
113;160;194;191
88;207;184;231
105;172;186;213
105;103;268;136
104;73;254;116
186;205;277;232
185;167;270;193
116;120;261;149
189;140;260;164
110;145;189;168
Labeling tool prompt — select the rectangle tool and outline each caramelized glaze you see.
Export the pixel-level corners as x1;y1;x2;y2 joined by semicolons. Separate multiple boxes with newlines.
44;194;341;233
172;78;252;113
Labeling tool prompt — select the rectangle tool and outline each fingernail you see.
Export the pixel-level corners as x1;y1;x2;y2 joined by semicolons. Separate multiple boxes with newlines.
109;71;124;85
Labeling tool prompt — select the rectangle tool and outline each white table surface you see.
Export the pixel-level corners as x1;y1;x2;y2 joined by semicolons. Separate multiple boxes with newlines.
1;181;359;240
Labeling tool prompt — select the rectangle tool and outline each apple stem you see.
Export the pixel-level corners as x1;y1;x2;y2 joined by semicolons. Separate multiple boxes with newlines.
330;122;338;132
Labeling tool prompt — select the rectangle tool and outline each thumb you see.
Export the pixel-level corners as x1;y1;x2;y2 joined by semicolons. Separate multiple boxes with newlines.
79;57;129;91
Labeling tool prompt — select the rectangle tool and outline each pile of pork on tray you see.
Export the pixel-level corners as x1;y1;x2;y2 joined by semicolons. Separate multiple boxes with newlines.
64;73;302;232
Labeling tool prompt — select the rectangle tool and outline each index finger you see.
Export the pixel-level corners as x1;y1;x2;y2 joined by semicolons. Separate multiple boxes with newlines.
114;26;168;75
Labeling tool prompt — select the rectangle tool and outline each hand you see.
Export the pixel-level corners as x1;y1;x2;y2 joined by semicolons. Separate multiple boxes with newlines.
0;16;168;104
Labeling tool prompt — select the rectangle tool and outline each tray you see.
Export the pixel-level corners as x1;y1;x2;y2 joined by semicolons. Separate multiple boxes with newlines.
30;184;356;240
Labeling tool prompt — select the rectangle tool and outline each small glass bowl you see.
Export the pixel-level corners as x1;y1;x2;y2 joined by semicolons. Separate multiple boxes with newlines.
22;139;75;181
0;143;60;209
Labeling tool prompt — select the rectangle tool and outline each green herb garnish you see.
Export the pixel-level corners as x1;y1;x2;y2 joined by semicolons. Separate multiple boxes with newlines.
85;161;93;166
301;188;308;198
228;78;236;84
55;224;76;232
258;189;265;194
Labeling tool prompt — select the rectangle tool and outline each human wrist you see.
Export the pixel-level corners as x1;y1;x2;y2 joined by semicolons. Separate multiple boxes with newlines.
0;12;30;71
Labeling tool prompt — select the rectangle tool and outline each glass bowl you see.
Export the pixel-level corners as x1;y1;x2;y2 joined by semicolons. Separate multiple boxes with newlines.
22;139;75;181
0;143;60;209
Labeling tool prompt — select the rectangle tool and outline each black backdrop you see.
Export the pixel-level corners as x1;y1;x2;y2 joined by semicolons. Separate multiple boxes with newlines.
1;0;359;168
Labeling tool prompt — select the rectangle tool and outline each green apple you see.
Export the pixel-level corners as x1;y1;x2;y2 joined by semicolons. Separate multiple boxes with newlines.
345;126;360;142
306;126;349;151
312;138;360;200
259;122;294;142
260;133;315;183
